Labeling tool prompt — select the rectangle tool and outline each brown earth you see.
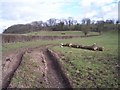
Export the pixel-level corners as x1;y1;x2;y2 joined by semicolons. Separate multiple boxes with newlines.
2;50;25;88
2;45;73;89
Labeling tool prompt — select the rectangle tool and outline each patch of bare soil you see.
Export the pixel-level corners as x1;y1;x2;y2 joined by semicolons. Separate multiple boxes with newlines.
2;50;25;89
2;46;73;89
8;49;48;88
43;49;72;88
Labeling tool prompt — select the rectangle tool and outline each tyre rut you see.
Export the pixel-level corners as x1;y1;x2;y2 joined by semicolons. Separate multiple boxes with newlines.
2;46;73;89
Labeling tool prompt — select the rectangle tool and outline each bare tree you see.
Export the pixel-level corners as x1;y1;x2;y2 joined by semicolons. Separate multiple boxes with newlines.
31;21;43;30
68;17;74;26
96;20;104;35
81;18;91;36
47;18;57;26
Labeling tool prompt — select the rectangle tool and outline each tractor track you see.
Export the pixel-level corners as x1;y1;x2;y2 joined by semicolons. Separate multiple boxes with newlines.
2;45;73;89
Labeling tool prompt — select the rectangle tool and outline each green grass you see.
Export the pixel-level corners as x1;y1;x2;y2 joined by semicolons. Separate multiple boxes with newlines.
52;31;119;88
2;31;99;52
10;52;47;88
26;31;98;36
2;38;73;52
3;30;119;88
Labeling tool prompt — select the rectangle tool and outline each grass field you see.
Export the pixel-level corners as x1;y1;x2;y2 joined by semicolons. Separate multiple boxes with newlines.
2;30;119;88
26;31;98;36
52;31;119;88
2;31;97;52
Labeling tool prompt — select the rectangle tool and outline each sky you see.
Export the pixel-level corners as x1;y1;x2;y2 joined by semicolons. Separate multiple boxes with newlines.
0;0;119;33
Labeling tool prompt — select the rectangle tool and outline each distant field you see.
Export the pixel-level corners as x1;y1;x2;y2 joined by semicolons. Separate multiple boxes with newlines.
26;31;98;36
2;31;99;52
2;30;119;88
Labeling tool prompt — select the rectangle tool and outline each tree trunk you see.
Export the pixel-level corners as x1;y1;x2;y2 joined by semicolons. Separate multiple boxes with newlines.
61;43;103;51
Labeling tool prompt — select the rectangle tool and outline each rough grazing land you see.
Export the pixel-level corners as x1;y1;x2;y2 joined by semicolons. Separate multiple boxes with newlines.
2;31;98;43
2;31;119;88
2;46;72;89
2;34;80;43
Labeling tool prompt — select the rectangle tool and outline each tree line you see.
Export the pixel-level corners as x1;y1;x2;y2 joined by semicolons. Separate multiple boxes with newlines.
3;17;120;35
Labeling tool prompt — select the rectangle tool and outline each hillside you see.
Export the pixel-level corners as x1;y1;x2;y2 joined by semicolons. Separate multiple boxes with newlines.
3;18;119;34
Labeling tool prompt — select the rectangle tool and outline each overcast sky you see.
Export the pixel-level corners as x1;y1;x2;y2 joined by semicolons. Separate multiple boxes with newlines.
0;0;119;33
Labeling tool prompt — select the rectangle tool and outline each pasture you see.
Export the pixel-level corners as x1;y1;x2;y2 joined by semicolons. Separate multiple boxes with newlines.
2;30;119;88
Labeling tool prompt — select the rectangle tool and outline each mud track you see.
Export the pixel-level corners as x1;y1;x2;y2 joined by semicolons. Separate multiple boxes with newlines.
2;50;25;89
2;46;73;89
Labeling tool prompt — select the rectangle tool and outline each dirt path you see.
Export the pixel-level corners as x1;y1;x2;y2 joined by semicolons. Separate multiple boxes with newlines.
2;45;73;89
2;50;25;88
43;49;72;88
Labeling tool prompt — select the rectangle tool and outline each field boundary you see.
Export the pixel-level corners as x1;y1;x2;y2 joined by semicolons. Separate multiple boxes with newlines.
2;34;81;43
2;34;100;44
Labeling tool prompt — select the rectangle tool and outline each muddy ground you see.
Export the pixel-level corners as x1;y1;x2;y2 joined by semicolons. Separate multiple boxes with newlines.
2;45;73;89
